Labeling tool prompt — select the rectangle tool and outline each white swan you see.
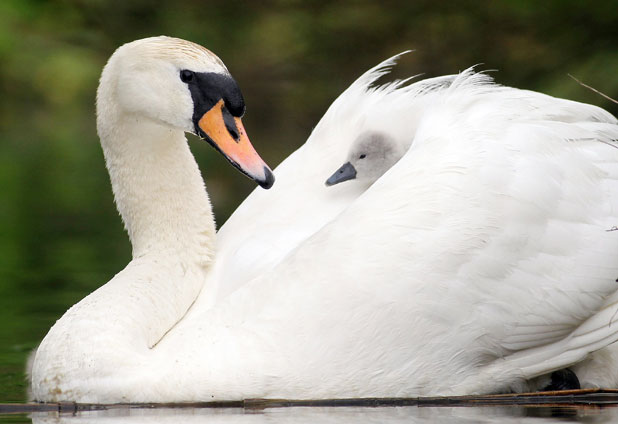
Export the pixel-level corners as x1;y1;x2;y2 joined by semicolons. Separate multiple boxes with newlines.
32;36;618;403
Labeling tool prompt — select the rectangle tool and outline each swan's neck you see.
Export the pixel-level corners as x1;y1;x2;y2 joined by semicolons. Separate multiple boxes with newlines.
31;111;219;402
100;113;216;265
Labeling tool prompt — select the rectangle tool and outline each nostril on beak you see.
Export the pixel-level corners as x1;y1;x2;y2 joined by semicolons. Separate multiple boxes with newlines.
226;123;239;141
221;105;240;142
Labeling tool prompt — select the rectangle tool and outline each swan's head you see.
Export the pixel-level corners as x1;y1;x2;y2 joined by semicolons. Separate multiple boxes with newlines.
97;36;274;189
325;131;406;186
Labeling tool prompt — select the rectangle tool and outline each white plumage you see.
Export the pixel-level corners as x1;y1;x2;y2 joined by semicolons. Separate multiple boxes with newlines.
32;37;618;403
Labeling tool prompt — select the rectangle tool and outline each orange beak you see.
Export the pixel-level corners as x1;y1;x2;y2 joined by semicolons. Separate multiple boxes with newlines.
198;99;274;189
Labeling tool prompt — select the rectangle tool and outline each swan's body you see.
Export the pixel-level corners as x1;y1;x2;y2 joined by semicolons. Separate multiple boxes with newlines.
32;37;618;403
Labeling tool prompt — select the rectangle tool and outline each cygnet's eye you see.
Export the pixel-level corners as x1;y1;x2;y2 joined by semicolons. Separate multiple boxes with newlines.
180;70;195;83
359;154;367;159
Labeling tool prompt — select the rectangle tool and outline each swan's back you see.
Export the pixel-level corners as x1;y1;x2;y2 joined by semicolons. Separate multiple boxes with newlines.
168;60;618;397
204;59;617;307
215;72;618;395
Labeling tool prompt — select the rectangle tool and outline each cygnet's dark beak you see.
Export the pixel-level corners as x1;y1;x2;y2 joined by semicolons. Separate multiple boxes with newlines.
325;162;357;186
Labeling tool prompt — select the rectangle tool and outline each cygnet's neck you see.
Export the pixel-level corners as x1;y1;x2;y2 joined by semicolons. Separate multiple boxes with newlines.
99;111;216;269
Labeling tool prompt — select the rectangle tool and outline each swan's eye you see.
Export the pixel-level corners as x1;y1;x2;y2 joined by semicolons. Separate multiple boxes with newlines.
359;154;367;159
180;70;194;83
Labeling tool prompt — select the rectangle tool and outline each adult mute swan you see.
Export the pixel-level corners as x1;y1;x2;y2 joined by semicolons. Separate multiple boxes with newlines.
33;36;618;403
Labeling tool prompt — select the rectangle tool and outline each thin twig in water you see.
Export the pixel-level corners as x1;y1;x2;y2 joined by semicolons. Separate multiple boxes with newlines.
568;74;618;105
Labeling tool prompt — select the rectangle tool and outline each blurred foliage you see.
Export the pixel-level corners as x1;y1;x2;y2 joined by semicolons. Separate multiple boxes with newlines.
0;0;617;401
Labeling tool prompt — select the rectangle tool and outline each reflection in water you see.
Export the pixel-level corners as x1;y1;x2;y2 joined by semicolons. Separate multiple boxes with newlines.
24;405;618;424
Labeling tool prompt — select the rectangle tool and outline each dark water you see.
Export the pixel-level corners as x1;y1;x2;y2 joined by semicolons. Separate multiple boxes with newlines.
0;405;616;424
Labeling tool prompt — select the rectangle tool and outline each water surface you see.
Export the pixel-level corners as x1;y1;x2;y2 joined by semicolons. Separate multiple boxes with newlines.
0;405;611;424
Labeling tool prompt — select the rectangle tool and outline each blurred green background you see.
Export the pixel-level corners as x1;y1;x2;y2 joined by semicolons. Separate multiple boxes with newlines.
0;0;617;403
